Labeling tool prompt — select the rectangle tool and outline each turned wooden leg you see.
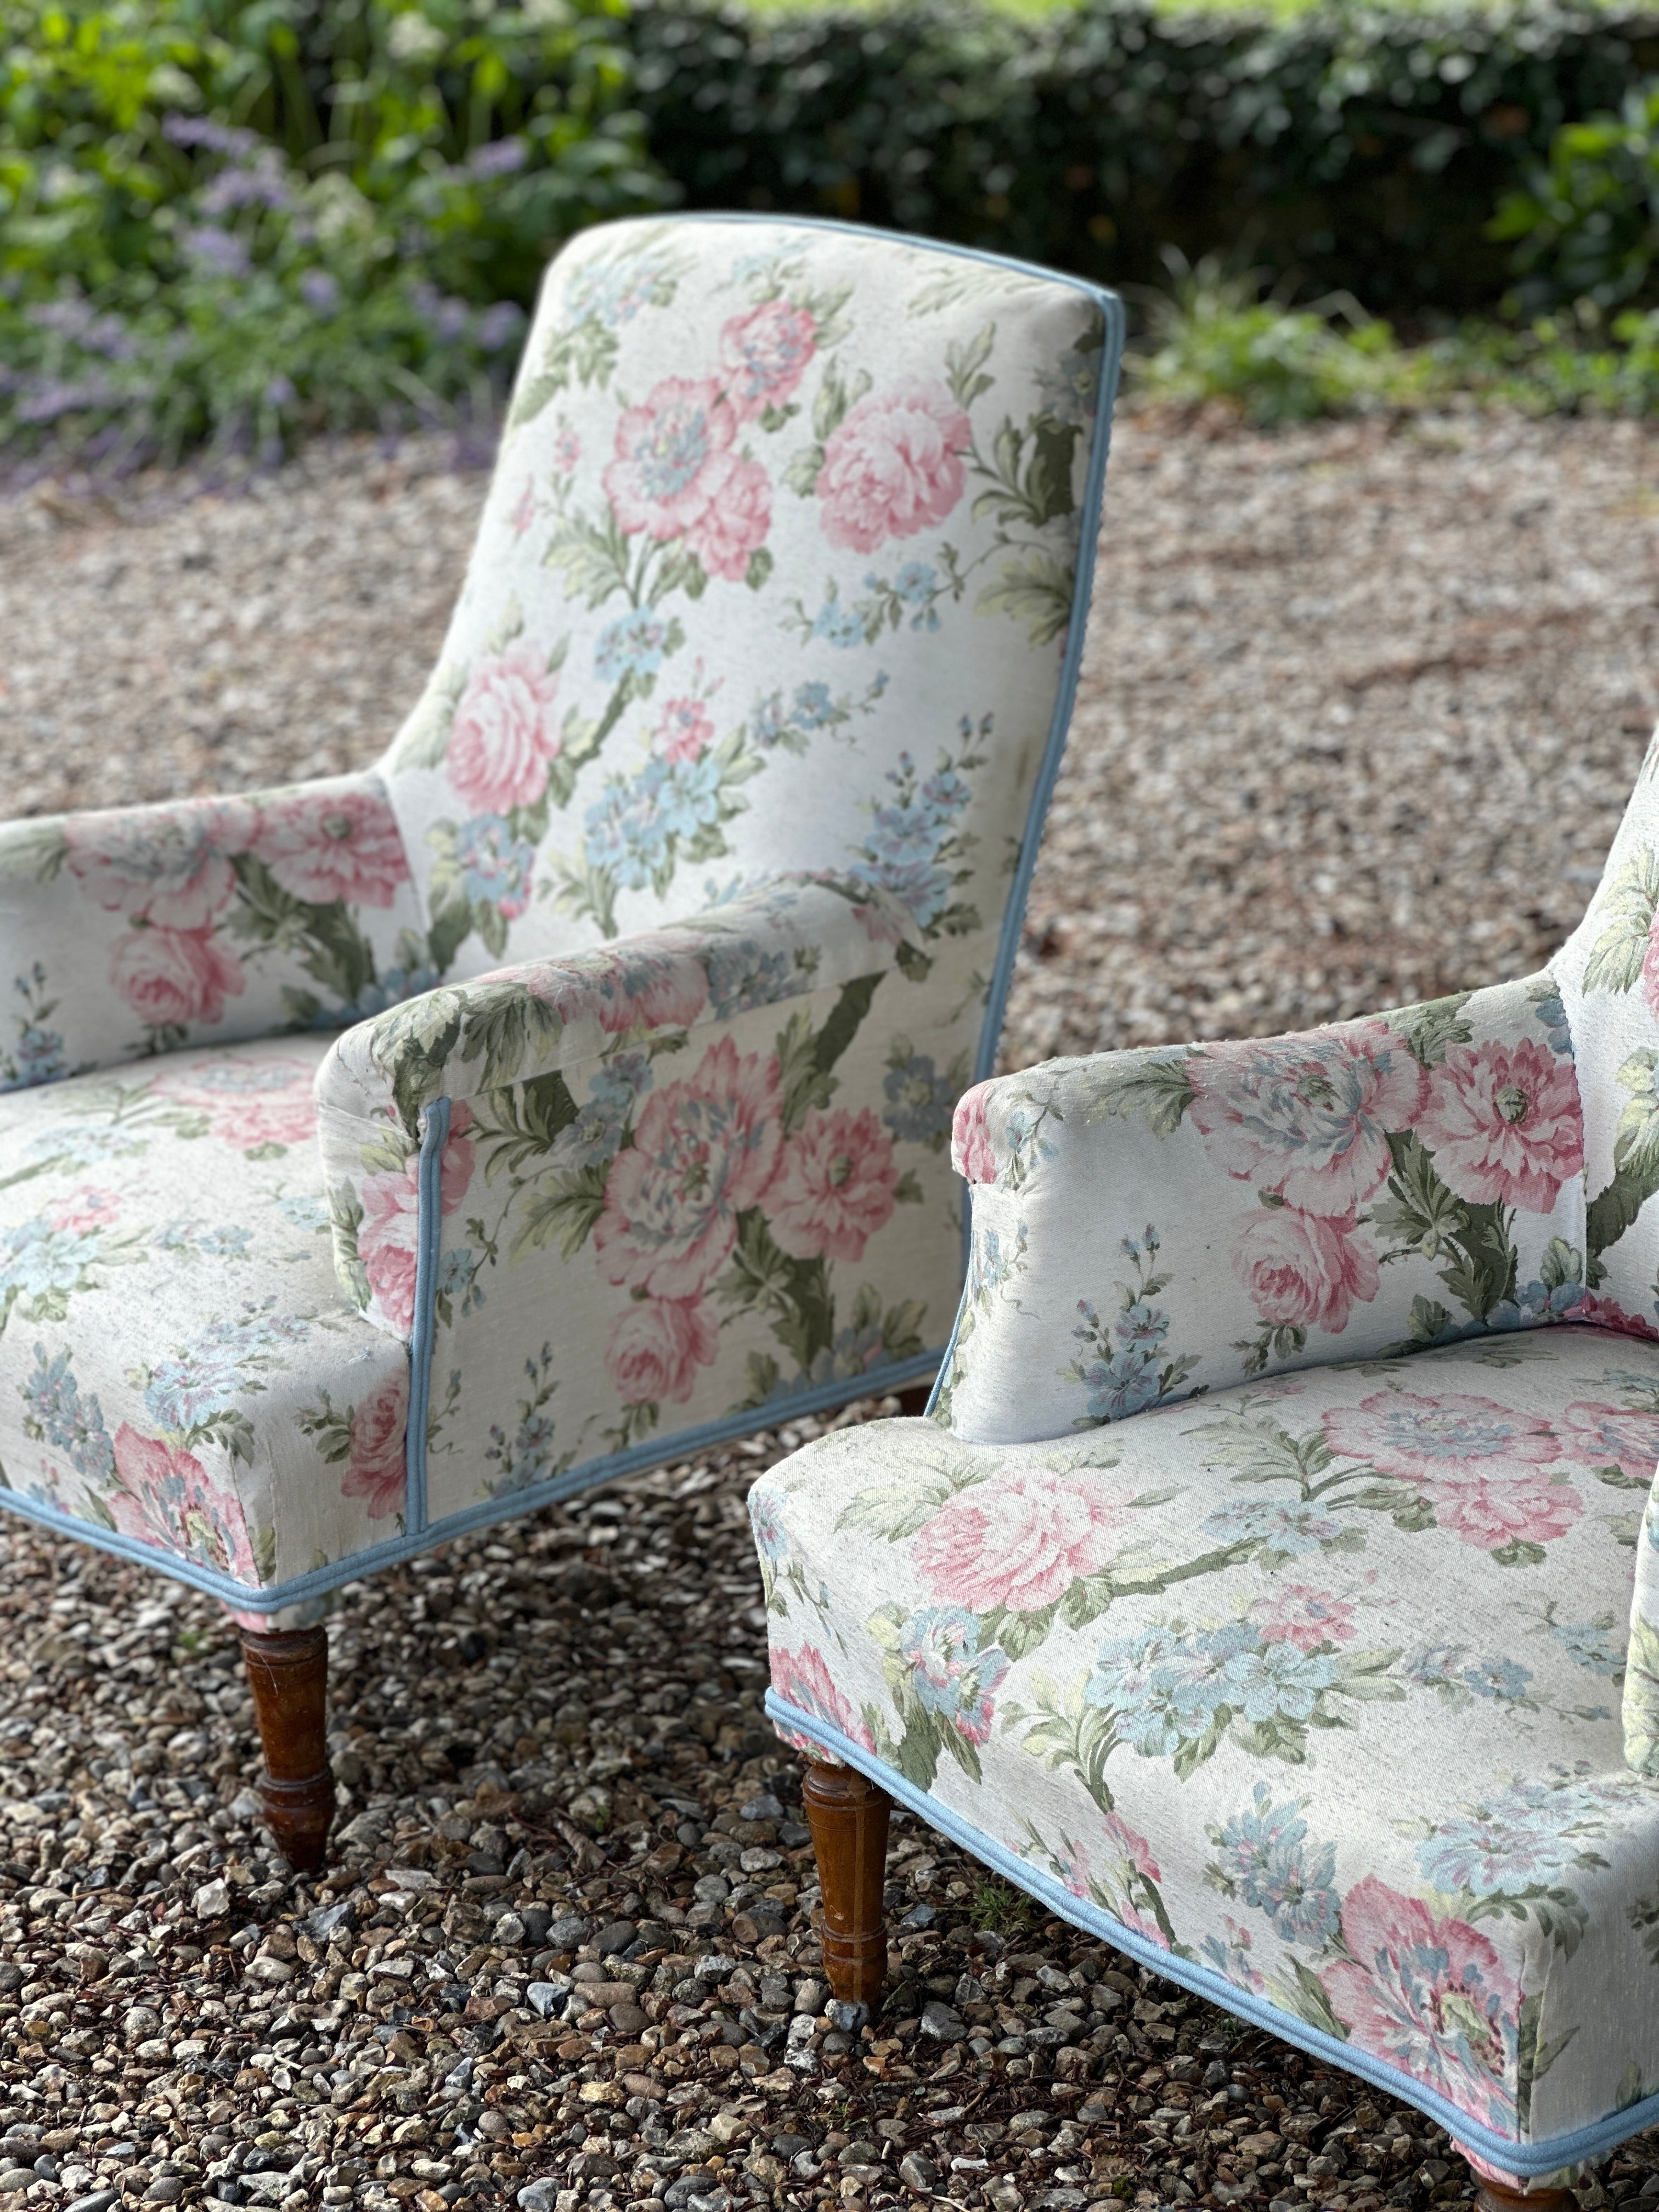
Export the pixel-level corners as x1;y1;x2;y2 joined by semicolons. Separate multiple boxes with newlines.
238;1624;334;1874
803;1758;890;2008
1463;2166;1577;2211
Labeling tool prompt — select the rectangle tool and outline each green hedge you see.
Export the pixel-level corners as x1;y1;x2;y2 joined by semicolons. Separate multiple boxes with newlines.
628;0;1659;313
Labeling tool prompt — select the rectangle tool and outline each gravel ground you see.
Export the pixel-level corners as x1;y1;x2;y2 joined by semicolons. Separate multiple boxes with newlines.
2;411;1659;2212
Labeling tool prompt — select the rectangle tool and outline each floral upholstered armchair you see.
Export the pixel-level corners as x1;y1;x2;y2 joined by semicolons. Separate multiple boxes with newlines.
0;217;1123;1869
756;740;1659;2211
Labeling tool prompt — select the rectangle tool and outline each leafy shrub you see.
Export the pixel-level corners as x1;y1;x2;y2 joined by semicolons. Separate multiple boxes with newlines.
627;0;1659;313
1493;81;1659;312
0;0;667;466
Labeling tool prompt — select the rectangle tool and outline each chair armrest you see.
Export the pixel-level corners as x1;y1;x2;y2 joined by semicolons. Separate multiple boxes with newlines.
934;969;1588;1442
312;871;929;1336
0;773;426;1085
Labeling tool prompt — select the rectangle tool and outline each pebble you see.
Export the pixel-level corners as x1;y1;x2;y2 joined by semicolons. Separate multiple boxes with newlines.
2;416;1658;2212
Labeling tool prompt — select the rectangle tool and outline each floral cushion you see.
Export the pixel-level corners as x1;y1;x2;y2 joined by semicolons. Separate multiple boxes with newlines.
312;876;969;1522
754;1326;1659;2176
0;1037;410;1618
0;774;428;1084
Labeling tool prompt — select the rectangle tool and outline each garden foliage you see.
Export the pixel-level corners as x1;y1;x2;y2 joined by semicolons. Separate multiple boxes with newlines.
7;0;1659;461
0;0;665;464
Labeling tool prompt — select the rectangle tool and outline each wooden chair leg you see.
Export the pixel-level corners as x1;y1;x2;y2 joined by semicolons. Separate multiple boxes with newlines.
1463;2166;1577;2211
803;1758;890;2009
238;1624;335;1874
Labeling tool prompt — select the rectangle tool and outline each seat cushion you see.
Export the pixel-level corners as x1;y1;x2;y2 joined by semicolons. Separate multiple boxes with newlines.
754;1327;1659;2166
0;1037;410;1610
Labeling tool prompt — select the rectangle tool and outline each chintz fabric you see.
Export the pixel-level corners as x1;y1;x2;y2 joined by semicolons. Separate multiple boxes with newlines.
753;1330;1659;2172
313;875;968;1513
0;217;1121;1616
0;1039;409;1613
749;724;1659;2175
380;217;1111;977
0;774;428;1081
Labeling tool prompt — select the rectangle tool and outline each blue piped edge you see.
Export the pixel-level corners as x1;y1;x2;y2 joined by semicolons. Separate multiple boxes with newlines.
0;1345;940;1617
765;1691;1653;2182
404;1094;452;1536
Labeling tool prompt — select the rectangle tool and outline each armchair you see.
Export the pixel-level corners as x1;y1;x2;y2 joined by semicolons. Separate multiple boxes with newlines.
0;216;1124;1870
757;737;1659;2209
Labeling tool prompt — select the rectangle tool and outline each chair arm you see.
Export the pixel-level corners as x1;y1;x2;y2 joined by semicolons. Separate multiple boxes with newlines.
933;969;1588;1443
312;871;931;1336
0;773;427;1085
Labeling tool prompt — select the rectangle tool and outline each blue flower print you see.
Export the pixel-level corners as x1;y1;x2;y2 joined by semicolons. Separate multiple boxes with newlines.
1549;1616;1624;1677
1086;1620;1340;1758
899;1606;1009;1746
0;1218;102;1302
455;815;536;921
595;608;670;684
791;682;837;731
812;594;866;650
893;561;941;628
1415;1775;1637;1898
882;1051;956;1146
20;1345;114;1482
143;1304;310;1433
749;1487;789;1563
2;965;65;1091
277;1194;330;1232
1210;1784;1339;1945
1201;1497;1346;1558
703;942;801;1020
1404;1643;1537;1708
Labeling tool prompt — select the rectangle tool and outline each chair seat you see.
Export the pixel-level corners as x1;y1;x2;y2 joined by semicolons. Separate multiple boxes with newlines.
0;1037;409;1608
755;1325;1659;2163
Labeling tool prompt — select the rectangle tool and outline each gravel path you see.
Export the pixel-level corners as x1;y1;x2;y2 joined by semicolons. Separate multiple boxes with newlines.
2;413;1658;2212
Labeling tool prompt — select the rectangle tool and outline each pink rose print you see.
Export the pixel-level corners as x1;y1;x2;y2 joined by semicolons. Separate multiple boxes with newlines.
1188;1023;1425;1216
604;375;737;540
156;1054;318;1150
49;1186;121;1233
250;787;409;909
110;927;245;1030
719;300;817;422
1641;912;1659;1020
509;478;537;536
1578;1291;1659;1342
769;1107;898;1263
554;426;581;475
526;933;710;1036
1233;1204;1379;1334
912;1466;1125;1613
1319;1876;1520;2132
66;798;253;929
339;1373;409;1522
951;1082;998;1184
605;1295;719;1406
1416;1037;1583;1211
816;379;972;555
448;644;562;816
1254;1585;1358;1651
769;1643;874;1753
110;1423;258;1583
1561;1399;1659;1483
656;694;715;766
1428;1469;1581;1551
1323;1389;1560;1483
593;1034;782;1299
357;1112;476;1336
1327;1380;1557;1486
687;458;771;583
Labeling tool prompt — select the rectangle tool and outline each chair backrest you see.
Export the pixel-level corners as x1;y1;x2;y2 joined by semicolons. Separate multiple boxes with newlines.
378;216;1122;1069
1552;733;1659;1332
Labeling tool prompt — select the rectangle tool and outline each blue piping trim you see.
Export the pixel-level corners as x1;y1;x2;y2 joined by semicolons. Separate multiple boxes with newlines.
0;1345;942;1615
766;1693;1658;2181
404;1095;451;1537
